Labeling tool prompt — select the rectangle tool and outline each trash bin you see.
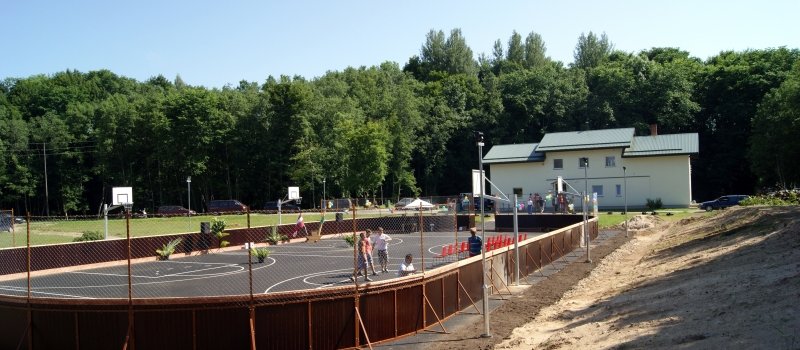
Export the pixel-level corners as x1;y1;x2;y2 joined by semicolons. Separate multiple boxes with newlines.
335;212;344;222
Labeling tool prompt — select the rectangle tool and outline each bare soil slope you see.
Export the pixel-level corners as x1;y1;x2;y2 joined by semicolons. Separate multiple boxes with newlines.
495;206;800;349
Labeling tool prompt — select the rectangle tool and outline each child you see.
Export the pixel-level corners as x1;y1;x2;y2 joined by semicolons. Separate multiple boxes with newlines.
398;254;416;277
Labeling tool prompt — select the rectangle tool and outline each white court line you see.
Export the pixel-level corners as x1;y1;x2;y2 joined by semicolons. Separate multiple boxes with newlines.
264;268;352;293
68;263;243;279
0;286;93;299
20;258;276;291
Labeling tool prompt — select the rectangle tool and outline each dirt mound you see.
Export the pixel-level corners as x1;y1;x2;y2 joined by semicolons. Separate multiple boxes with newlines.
497;206;800;349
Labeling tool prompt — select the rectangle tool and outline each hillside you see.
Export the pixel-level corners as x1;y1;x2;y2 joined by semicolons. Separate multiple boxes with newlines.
496;206;800;349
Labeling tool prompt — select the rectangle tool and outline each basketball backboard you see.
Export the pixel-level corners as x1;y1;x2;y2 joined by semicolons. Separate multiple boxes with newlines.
471;169;485;197
112;187;133;206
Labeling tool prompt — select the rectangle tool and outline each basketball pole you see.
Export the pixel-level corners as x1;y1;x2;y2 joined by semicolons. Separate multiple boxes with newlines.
476;131;491;338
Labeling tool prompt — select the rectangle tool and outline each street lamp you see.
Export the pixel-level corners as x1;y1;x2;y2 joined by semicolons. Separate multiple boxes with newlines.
475;130;491;338
323;178;326;209
186;176;192;214
581;157;591;263
623;166;628;238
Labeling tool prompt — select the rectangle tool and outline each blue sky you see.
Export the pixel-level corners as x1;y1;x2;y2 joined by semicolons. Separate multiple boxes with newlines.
3;0;799;88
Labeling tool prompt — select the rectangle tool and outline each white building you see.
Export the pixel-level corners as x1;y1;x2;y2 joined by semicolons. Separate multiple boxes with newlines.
483;127;699;210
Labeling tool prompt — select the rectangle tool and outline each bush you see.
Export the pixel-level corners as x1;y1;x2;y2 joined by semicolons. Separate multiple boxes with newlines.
741;190;800;206
646;198;663;211
343;234;356;247
73;230;103;242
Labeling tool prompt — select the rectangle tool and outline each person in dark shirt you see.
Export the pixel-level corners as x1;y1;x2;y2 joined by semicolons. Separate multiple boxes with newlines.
467;227;482;257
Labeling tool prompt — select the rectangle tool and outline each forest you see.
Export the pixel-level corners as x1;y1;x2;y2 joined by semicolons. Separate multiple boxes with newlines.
1;30;799;216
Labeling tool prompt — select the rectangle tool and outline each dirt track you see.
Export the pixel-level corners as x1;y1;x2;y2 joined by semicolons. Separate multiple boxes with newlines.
429;206;800;349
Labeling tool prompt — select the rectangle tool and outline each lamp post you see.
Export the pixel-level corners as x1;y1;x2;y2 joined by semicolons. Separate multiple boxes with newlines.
186;176;192;214
475;131;491;338
323;178;326;209
623;166;628;238
581;157;591;263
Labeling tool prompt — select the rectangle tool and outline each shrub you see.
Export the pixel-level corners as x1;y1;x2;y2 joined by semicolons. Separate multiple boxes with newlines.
250;247;270;262
73;230;103;242
156;238;183;260
343;234;356;247
265;226;287;245
646;198;663;211
211;218;229;248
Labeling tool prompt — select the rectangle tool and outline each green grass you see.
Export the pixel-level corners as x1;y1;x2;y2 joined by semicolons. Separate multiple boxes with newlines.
0;211;399;248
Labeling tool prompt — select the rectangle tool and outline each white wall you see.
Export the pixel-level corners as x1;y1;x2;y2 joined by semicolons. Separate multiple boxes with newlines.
487;149;692;209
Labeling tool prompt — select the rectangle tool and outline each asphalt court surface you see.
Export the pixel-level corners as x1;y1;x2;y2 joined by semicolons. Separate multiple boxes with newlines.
0;230;543;299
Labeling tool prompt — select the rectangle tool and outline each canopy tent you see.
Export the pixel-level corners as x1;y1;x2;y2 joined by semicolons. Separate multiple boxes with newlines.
402;198;434;210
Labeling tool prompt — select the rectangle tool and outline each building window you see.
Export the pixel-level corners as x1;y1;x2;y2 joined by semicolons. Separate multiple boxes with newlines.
553;159;563;169
616;184;622;197
606;156;616;167
578;157;588;168
592;185;604;197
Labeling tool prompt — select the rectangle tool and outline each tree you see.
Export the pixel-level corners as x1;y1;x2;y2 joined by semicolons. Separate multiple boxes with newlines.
573;32;614;70
748;61;800;188
524;31;548;69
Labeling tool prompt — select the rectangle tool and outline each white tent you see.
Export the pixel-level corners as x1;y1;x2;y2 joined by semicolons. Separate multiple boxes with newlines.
402;198;434;210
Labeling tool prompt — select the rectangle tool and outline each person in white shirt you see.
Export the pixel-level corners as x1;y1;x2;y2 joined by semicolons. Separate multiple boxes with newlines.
398;254;416;277
372;227;392;273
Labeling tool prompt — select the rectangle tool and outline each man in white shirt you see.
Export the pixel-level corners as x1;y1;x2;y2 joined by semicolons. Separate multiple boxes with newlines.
398;254;416;277
372;227;392;273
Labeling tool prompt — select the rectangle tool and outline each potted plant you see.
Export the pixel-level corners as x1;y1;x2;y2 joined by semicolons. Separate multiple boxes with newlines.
156;238;183;260
211;218;229;249
265;226;287;245
250;247;270;263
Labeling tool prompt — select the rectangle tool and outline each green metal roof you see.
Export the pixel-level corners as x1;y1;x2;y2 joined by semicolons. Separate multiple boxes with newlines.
483;143;545;164
623;133;699;157
536;128;635;151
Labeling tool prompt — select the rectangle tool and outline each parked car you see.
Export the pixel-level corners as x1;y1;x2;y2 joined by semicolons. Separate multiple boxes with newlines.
208;199;248;213
263;200;300;211
157;205;196;216
0;213;24;232
699;195;748;211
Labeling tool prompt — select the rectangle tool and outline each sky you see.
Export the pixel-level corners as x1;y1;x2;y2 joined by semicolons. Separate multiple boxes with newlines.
2;0;799;88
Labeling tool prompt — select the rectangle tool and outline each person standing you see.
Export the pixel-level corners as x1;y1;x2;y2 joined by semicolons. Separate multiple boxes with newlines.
364;230;378;276
527;194;534;215
350;232;373;282
398;254;416;277
372;227;392;273
467;227;482;257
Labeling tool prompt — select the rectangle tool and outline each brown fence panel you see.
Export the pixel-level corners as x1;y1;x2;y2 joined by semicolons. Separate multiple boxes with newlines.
441;273;460;317
195;307;250;350
359;290;396;343
257;302;309;349
541;238;553;265
396;284;423;336
0;304;27;349
424;278;444;328
77;309;129;350
311;297;355;349
32;310;78;350
457;260;484;308
135;310;194;350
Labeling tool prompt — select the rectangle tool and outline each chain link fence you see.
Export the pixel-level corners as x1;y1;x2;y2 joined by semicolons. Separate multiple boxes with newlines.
0;199;597;349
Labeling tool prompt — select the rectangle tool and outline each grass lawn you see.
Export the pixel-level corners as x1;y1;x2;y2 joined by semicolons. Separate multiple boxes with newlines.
0;211;401;248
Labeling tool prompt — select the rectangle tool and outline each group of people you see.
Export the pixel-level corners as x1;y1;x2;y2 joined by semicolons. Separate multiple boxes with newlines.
350;227;417;282
349;226;490;283
527;191;572;214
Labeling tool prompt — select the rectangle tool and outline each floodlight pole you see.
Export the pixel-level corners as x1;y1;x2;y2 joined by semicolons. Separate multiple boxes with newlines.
476;132;491;338
623;166;628;238
582;158;591;263
323;178;326;208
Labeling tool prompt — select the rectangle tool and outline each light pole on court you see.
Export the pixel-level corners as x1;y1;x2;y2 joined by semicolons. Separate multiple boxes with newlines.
475;131;491;338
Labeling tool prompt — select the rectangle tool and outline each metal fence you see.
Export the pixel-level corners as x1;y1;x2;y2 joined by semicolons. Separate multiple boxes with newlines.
0;199;597;349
